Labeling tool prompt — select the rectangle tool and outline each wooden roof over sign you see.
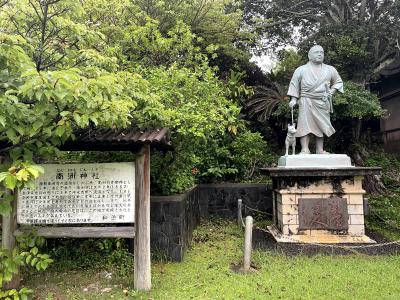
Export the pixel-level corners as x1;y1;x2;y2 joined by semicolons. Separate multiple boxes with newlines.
61;127;173;152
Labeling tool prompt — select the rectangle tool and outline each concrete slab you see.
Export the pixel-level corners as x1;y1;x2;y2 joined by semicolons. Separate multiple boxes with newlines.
278;154;352;168
267;225;376;244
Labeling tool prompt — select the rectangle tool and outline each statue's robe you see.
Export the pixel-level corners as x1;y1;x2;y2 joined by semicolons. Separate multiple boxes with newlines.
287;62;344;138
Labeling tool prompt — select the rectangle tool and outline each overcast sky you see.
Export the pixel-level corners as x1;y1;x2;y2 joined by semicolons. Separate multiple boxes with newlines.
251;28;300;73
250;45;297;73
250;54;276;73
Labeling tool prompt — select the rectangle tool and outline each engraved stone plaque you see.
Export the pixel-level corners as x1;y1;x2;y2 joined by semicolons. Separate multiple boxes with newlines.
298;197;348;230
17;162;135;224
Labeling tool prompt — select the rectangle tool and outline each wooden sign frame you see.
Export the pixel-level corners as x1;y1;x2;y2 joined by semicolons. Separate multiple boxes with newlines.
2;144;151;291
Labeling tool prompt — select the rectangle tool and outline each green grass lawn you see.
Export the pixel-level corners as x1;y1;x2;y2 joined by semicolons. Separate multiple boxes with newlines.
24;219;400;300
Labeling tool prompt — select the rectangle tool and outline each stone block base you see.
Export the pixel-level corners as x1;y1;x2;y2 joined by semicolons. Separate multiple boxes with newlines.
261;165;381;244
268;225;375;244
278;154;352;168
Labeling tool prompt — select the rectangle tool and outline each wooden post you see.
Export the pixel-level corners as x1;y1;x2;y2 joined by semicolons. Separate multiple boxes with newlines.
1;156;20;288
134;144;151;291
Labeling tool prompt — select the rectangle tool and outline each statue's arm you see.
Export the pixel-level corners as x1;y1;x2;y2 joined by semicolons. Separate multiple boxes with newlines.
329;67;344;95
289;97;297;108
287;66;303;108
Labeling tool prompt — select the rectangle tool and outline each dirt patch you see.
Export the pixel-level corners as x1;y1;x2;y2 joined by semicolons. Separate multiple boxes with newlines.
26;268;129;300
230;263;258;274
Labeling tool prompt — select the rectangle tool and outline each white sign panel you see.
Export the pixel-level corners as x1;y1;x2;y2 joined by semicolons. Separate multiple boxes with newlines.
17;162;135;224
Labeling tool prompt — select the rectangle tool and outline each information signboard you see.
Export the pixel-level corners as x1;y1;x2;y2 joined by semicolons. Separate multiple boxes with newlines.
17;162;135;224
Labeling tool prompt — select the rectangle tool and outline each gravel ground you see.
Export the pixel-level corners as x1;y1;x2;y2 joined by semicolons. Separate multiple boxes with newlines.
252;228;400;256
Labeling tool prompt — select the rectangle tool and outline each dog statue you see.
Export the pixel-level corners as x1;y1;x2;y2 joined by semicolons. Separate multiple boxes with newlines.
285;123;297;156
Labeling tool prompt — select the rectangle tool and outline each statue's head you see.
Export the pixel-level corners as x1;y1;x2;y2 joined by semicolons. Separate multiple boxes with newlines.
308;45;324;64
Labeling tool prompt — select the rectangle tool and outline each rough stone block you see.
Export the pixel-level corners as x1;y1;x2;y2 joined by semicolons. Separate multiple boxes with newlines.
151;229;169;249
348;194;364;205
169;243;184;262
303;182;334;194
348;224;365;236
277;206;282;216
309;230;331;235
150;186;202;261
276;194;282;205
267;168;378;243
353;176;364;189
281;204;298;215
296;194;323;202
349;214;364;225
348;204;364;215
280;181;333;194
341;179;362;194
282;224;299;235
320;194;348;202
277;213;282;223
150;202;164;223
281;194;296;205
278;178;366;195
282;214;298;225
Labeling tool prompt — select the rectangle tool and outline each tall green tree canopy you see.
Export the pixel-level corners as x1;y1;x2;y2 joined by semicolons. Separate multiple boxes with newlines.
243;0;400;82
0;0;267;197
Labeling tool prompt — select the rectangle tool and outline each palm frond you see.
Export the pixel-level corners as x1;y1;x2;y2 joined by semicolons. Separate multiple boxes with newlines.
245;82;288;122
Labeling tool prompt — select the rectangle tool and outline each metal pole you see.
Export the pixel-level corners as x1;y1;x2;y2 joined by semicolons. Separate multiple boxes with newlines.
237;199;242;227
243;216;253;271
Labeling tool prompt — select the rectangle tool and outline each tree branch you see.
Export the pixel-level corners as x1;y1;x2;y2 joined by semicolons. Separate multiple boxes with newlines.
257;12;316;29
47;7;69;20
28;0;43;22
41;52;66;70
360;0;367;22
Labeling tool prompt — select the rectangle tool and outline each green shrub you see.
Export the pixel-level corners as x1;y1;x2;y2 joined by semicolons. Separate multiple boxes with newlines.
151;128;277;194
46;238;133;277
363;147;400;240
230;130;277;180
365;148;400;189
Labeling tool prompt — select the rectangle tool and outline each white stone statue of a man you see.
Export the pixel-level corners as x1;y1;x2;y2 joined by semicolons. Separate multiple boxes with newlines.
288;45;343;154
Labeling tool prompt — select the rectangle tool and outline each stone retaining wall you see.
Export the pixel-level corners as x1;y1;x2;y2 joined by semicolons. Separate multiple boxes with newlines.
150;183;273;261
199;183;273;218
150;187;200;262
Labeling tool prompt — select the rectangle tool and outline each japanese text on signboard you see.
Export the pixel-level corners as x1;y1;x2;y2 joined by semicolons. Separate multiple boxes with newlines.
17;162;135;224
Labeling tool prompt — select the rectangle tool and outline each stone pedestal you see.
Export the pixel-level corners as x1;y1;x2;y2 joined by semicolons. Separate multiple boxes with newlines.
278;154;352;168
261;155;381;244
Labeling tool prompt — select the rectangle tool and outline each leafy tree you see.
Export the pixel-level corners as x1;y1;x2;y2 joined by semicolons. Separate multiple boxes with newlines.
0;1;271;295
0;219;53;297
0;33;160;197
229;130;277;179
0;0;257;196
330;81;385;144
1;0;96;71
144;65;241;194
243;0;400;82
131;0;252;71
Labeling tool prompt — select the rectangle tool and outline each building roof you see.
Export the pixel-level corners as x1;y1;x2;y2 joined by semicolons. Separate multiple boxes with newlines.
375;57;400;77
370;57;400;101
61;127;173;152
